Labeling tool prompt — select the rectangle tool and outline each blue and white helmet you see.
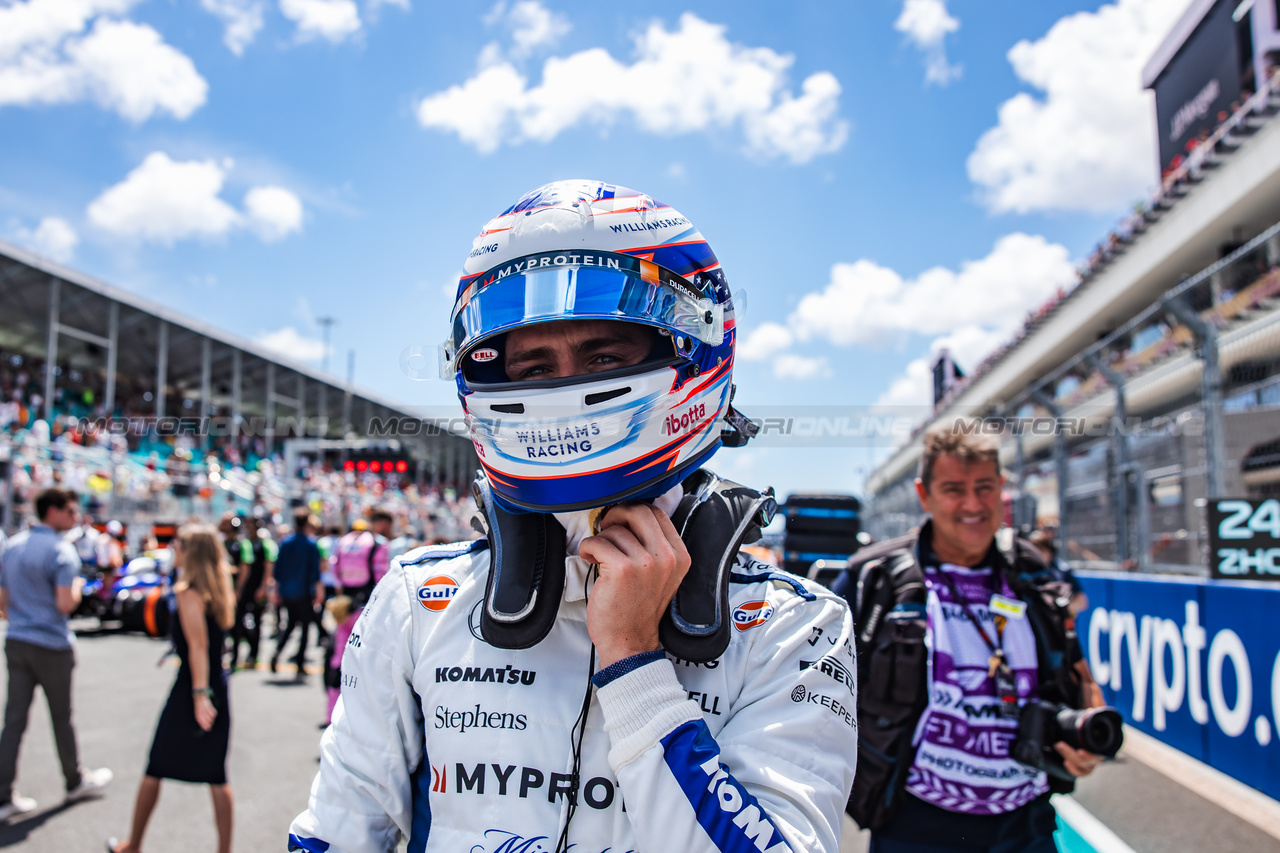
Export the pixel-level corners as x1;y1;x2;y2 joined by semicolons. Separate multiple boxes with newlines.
440;180;742;513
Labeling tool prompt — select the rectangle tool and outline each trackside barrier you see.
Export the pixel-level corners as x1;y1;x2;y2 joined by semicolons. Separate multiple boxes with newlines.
1075;571;1280;800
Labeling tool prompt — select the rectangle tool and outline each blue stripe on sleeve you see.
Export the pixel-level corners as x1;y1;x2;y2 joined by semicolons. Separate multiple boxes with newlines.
407;747;433;853
287;834;330;852
659;720;792;853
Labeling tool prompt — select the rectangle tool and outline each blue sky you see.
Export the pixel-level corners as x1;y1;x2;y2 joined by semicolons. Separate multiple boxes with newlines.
0;0;1193;498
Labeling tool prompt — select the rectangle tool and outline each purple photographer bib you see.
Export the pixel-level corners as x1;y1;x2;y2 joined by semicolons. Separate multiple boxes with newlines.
904;562;1049;814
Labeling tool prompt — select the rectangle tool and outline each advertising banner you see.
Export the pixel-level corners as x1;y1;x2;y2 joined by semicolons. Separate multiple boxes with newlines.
1149;0;1241;172
1076;572;1280;800
1208;498;1280;580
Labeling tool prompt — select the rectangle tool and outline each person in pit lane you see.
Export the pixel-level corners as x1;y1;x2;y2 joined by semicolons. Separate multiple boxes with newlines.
287;180;858;853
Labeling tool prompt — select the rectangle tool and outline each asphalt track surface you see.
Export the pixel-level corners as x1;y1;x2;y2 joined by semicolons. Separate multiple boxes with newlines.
0;619;327;851
0;621;1277;853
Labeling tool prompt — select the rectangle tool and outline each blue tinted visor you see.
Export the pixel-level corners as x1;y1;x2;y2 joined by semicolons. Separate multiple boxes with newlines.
440;250;724;379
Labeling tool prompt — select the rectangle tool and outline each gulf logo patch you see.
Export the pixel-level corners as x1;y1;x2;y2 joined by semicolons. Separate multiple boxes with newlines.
732;599;773;632
418;575;458;612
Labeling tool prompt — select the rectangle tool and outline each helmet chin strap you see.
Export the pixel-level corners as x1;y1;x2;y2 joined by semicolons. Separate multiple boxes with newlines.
472;469;777;662
719;385;759;449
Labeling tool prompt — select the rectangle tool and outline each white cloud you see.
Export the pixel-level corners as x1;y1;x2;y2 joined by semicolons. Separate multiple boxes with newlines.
774;353;830;380
748;234;1075;397
16;216;78;262
484;0;569;59
740;70;846;163
895;0;961;86
876;355;933;409
738;322;794;361
244;185;304;241
86;151;305;245
200;0;265;55
87;152;239;244
791;233;1076;347
0;0;207;121
738;323;830;379
417;12;848;164
256;326;328;362
476;40;505;70
69;19;208;120
876;325;1007;407
967;0;1192;213
279;0;361;42
739;322;824;378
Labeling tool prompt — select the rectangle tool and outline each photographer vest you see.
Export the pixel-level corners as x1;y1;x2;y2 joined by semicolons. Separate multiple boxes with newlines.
833;522;1084;831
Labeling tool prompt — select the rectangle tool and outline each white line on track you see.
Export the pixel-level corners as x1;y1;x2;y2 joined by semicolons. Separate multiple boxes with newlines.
1120;724;1280;841
1052;795;1138;853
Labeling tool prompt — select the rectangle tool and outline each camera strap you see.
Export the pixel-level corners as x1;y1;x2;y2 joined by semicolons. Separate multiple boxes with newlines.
930;565;1021;720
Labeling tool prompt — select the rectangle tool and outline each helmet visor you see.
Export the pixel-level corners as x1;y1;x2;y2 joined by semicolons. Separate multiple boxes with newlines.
440;250;724;379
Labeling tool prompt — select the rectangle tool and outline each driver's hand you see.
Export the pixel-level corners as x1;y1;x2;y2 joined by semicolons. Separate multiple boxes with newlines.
1054;742;1103;777
578;504;690;669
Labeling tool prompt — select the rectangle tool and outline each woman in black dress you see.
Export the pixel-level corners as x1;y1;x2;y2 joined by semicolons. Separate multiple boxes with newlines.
109;524;236;853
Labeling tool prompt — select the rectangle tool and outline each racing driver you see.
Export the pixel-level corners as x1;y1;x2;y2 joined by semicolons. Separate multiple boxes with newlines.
288;180;858;853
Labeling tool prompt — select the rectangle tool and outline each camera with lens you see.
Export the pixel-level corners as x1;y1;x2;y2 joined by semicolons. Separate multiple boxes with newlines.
1012;701;1124;781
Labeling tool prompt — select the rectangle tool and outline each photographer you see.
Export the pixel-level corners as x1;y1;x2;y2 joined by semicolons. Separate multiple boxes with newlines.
835;423;1107;853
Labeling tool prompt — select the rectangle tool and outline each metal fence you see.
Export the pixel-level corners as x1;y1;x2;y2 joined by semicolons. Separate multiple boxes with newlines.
864;220;1280;575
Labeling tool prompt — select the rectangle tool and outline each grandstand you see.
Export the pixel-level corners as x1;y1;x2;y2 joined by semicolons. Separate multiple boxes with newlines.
862;0;1280;573
0;237;477;534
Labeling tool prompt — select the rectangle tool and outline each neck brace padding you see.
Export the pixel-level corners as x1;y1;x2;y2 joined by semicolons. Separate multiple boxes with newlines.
472;469;777;662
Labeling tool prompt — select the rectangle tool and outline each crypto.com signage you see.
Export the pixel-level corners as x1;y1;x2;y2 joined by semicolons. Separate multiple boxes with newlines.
1076;572;1280;799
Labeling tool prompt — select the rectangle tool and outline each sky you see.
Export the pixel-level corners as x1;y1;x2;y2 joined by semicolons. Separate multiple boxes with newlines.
0;0;1195;499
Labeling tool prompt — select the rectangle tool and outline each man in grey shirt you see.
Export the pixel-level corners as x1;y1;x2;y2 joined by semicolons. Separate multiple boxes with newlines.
0;487;113;821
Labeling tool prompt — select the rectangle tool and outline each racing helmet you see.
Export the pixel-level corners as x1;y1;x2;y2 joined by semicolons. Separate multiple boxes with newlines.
441;179;744;513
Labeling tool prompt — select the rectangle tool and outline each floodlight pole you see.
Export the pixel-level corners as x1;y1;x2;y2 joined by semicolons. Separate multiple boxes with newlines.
341;350;355;467
318;317;336;374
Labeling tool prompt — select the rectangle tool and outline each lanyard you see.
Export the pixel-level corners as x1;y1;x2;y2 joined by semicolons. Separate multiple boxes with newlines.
932;566;1003;652
930;565;1021;719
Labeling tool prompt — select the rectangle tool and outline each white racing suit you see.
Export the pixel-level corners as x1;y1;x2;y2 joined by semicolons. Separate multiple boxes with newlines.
288;537;858;853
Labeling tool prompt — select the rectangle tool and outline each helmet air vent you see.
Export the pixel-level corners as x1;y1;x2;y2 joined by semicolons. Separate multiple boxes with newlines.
584;387;631;406
490;403;525;414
